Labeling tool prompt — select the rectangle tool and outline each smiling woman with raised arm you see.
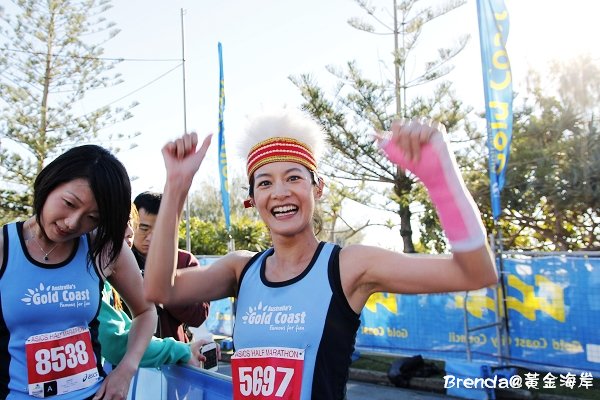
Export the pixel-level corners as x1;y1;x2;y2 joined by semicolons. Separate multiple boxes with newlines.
144;110;498;400
0;145;157;400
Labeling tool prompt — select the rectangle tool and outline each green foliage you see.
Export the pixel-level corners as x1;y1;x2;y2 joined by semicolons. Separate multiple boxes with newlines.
187;176;249;225
178;216;270;256
292;71;475;253
292;3;600;253
291;0;471;253
0;0;138;224
0;188;32;224
180;176;271;255
315;180;366;246
179;217;223;255
349;0;469;97
471;55;600;251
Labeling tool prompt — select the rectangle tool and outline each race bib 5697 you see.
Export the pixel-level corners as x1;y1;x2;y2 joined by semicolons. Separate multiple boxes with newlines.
231;347;304;400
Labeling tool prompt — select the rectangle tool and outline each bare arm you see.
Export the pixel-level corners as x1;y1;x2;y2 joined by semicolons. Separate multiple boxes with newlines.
144;133;248;306
342;119;497;313
342;244;496;313
94;243;157;399
162;253;209;327
143;133;212;305
168;251;253;304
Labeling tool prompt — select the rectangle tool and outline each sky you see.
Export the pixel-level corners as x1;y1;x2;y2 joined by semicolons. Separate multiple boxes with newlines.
6;0;600;249
95;0;599;186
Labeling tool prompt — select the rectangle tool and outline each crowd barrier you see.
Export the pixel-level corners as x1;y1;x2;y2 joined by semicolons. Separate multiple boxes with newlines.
127;365;232;400
357;254;600;374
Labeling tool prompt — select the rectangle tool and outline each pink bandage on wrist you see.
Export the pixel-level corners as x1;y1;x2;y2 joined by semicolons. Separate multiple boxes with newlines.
380;134;486;252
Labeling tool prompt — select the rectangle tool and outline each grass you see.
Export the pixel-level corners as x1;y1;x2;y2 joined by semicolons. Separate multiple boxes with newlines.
351;353;397;373
350;354;600;399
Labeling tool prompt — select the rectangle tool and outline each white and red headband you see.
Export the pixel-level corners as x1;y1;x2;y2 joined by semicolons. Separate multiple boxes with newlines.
246;137;318;178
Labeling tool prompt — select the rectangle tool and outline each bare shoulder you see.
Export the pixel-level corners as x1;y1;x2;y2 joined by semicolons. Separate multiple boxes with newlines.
202;250;255;272
221;250;256;274
101;241;136;280
337;244;408;311
196;250;256;295
339;243;398;266
228;249;256;261
338;244;381;278
339;243;370;256
339;243;412;282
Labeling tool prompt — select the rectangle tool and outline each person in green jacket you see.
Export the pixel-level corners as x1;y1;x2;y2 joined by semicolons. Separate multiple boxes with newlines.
98;209;214;369
99;281;208;368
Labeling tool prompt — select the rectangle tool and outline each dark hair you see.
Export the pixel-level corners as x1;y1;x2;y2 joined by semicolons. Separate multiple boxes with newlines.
33;145;131;271
133;191;162;215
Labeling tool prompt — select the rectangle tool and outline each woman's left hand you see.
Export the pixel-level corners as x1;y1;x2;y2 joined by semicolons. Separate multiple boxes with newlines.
376;117;446;163
187;338;222;367
92;362;137;400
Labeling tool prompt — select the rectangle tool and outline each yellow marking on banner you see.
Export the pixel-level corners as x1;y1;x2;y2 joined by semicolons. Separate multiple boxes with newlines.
365;292;398;314
505;275;565;322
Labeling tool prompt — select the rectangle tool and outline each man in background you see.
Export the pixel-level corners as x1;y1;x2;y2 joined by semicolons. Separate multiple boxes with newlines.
133;191;210;342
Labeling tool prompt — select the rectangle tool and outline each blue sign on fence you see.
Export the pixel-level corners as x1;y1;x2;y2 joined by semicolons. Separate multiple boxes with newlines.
199;256;234;336
356;256;600;374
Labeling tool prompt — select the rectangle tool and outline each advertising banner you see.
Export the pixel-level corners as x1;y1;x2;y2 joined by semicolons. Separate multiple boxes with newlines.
355;256;600;374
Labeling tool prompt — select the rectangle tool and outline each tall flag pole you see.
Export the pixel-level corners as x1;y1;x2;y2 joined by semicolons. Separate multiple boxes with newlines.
477;0;513;364
217;42;232;242
477;0;513;221
180;8;191;252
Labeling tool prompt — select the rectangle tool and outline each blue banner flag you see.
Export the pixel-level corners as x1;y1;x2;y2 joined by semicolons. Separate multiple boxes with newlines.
477;0;513;220
217;42;231;230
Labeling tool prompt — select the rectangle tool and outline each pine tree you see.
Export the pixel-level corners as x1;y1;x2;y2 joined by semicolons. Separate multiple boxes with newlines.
291;0;471;252
0;0;137;224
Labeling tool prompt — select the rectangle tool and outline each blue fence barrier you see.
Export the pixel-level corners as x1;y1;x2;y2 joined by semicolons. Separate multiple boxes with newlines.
128;365;232;400
355;255;600;374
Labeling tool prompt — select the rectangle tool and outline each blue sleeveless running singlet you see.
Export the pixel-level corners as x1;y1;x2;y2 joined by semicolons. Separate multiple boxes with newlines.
233;242;360;400
0;222;104;399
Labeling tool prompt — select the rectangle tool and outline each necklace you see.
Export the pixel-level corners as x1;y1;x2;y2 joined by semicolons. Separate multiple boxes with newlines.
31;236;59;261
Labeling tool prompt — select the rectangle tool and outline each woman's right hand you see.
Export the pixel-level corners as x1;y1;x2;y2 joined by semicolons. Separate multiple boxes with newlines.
92;361;137;400
161;132;212;189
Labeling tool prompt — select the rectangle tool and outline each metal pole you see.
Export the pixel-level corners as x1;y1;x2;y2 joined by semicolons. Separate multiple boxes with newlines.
462;291;472;362
489;233;505;365
494;222;511;363
180;8;191;252
393;0;401;117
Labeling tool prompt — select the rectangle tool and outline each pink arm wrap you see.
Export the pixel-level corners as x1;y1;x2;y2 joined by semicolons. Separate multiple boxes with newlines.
380;134;487;252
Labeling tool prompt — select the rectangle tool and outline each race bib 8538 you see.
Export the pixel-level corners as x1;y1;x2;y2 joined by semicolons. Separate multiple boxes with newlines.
25;327;100;398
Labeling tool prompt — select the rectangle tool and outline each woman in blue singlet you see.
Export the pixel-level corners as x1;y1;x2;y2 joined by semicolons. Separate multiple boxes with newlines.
144;110;499;400
0;145;157;399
